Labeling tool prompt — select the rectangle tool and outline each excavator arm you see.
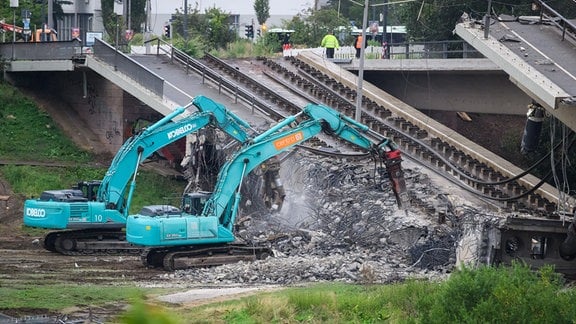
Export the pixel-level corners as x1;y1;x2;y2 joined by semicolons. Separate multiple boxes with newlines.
207;103;406;230
23;96;253;230
98;95;252;214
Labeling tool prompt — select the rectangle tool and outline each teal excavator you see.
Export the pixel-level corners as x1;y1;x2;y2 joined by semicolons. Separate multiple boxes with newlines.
127;102;409;270
23;96;255;255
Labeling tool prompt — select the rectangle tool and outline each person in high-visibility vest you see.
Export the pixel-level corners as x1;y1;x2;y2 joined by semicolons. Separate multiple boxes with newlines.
355;35;367;59
321;31;339;59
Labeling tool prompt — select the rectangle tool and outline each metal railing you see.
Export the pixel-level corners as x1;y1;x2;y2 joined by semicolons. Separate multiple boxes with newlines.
330;40;482;60
145;37;274;116
535;0;576;42
389;40;483;59
92;38;164;97
0;39;82;61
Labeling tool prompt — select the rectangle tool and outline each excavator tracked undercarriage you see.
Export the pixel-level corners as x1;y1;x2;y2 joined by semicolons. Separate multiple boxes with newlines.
142;244;273;271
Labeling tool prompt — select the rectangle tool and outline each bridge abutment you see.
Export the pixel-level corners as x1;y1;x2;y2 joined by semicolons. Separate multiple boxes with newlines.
4;70;161;155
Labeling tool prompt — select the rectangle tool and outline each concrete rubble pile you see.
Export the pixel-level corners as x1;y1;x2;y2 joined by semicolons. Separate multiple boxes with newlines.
160;151;503;285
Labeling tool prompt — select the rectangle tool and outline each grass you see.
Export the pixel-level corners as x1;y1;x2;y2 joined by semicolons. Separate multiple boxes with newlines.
0;83;91;163
2;57;576;323
211;38;282;59
0;80;186;213
0;80;186;319
0;164;185;213
0;283;147;311
117;263;576;323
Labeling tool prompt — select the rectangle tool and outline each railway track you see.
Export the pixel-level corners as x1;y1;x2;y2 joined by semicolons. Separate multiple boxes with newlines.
201;53;561;213
193;52;576;276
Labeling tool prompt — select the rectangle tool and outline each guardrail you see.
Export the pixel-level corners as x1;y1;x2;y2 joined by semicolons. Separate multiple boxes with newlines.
387;40;483;59
92;38;164;97
535;0;576;42
145;38;275;116
304;40;482;60
0;39;82;61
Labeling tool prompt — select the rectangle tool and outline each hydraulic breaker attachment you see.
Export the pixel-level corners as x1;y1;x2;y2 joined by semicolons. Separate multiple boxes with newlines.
385;149;409;209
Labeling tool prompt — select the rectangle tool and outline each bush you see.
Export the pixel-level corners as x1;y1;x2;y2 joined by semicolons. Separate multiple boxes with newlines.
423;262;576;323
173;36;209;58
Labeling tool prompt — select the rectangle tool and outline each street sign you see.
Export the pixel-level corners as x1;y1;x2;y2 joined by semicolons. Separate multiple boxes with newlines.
86;32;103;46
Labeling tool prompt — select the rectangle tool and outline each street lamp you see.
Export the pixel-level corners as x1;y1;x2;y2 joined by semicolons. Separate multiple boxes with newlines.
355;0;369;122
10;0;18;60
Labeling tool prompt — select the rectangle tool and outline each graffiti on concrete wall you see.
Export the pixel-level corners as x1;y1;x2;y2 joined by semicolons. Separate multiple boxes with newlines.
86;83;98;115
84;81;124;147
105;120;122;144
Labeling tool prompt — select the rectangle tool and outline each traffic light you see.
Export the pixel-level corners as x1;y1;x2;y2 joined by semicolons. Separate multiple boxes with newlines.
245;25;253;39
257;29;261;37
163;25;171;38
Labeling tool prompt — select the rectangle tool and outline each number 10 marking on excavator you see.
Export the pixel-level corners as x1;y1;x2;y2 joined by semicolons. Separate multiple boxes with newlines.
273;131;304;150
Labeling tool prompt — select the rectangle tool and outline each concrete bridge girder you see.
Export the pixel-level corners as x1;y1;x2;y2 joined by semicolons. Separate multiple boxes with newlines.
344;58;532;115
455;23;576;133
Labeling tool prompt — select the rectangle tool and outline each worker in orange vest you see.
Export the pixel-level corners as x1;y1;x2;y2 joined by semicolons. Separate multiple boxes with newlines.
355;35;367;59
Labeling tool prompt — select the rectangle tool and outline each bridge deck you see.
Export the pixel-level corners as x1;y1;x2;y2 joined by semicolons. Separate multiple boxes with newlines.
488;19;576;96
455;19;576;132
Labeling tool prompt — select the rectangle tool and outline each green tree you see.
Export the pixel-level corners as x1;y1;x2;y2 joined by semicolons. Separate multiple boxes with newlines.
394;0;576;42
325;0;370;26
204;7;235;48
171;2;201;40
129;0;146;34
0;0;71;40
254;0;270;26
171;5;235;52
284;8;350;47
101;0;146;43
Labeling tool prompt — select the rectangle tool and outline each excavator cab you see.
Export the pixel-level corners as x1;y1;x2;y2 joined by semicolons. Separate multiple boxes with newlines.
73;181;101;201
37;180;100;202
182;191;212;214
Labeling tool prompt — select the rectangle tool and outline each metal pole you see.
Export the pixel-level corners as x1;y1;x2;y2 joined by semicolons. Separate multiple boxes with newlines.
47;0;53;31
12;9;15;60
484;0;492;39
355;0;369;121
114;15;119;70
184;0;188;41
383;0;388;58
145;0;151;54
127;0;131;32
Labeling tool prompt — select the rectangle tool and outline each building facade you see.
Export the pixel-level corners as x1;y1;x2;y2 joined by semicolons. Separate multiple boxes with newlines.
43;0;327;44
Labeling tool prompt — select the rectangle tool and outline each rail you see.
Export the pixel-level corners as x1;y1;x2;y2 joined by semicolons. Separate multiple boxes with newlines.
387;40;482;59
327;40;482;60
534;0;576;42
